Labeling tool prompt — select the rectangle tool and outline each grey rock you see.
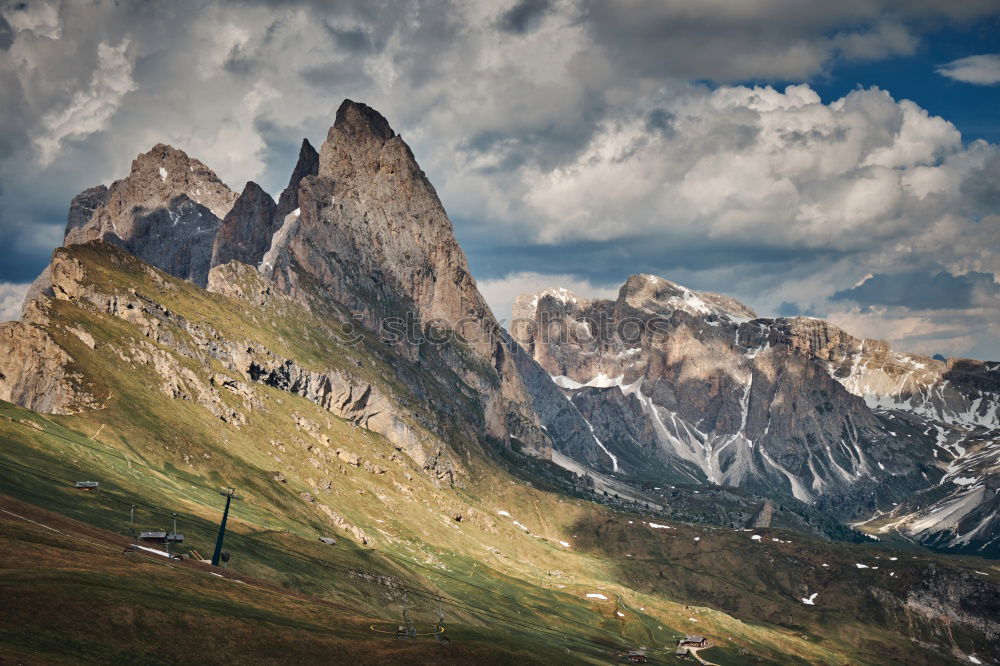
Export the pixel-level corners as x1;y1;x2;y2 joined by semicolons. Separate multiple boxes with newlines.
211;181;278;269
275;138;319;222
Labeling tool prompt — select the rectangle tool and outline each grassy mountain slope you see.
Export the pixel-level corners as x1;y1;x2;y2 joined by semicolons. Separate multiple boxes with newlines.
1;243;998;665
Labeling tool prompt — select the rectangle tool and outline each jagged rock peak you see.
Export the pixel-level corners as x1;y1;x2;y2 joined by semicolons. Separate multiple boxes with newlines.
211;181;278;269
276;138;319;220
53;143;239;288
332;99;396;143
125;143;239;219
513;288;586;321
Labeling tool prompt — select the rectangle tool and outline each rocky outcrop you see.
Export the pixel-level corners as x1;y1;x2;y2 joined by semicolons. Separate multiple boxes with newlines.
514;276;936;507
275;138;319;221
267;100;556;455
0;318;102;415
748;499;774;528
210;182;278;269
38;243;461;483
21;186;111;313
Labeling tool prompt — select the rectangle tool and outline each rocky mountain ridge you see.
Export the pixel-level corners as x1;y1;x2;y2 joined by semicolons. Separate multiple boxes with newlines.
513;274;1000;554
5;99;606;484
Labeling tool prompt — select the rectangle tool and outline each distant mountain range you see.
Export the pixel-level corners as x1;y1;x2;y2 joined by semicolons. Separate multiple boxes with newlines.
512;275;1000;555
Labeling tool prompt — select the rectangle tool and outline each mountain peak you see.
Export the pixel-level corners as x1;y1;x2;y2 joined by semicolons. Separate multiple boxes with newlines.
275;138;319;221
123;143;238;220
620;273;757;320
332;99;395;142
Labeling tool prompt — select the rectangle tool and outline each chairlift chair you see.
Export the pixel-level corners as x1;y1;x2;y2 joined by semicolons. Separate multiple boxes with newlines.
434;597;450;644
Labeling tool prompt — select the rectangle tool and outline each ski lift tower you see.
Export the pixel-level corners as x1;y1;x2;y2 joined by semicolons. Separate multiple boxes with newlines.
211;487;242;566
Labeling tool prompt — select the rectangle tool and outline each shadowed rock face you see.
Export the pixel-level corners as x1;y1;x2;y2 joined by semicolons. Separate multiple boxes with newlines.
15;99;606;461
275;138;319;222
211;182;278;269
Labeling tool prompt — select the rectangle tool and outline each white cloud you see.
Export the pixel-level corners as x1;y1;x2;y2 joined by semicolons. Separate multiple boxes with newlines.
488;84;971;253
0;0;998;359
2;0;61;40
0;282;29;322
34;39;135;166
936;54;1000;85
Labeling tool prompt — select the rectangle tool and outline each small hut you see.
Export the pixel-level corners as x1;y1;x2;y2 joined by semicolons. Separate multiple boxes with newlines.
680;635;708;648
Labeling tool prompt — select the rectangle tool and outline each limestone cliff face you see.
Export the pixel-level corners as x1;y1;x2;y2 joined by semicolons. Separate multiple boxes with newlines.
61;144;239;287
7;100;614;467
267;100;557;453
0;318;100;415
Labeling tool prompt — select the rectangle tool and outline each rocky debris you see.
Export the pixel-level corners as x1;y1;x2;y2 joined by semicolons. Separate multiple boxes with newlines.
210;181;277;269
335;449;360;466
273;472;286;483
66;325;96;350
210;372;262;414
749;499;775;528
317;503;372;545
510;340;611;468
206;260;277;307
149;348;245;425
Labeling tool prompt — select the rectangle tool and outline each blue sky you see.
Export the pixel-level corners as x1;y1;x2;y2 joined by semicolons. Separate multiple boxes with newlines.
809;20;1000;143
0;0;998;359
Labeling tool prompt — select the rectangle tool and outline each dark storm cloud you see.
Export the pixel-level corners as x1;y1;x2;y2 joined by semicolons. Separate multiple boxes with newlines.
324;25;376;53
299;60;373;90
832;271;1000;310
458;222;841;288
577;0;1000;83
499;0;551;34
645;109;676;136
775;301;821;317
0;15;13;50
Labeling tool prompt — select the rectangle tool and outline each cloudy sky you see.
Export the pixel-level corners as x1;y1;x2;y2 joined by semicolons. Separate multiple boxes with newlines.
1;0;999;359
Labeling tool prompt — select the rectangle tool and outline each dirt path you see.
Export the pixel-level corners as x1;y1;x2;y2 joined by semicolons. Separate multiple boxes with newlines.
686;645;719;666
